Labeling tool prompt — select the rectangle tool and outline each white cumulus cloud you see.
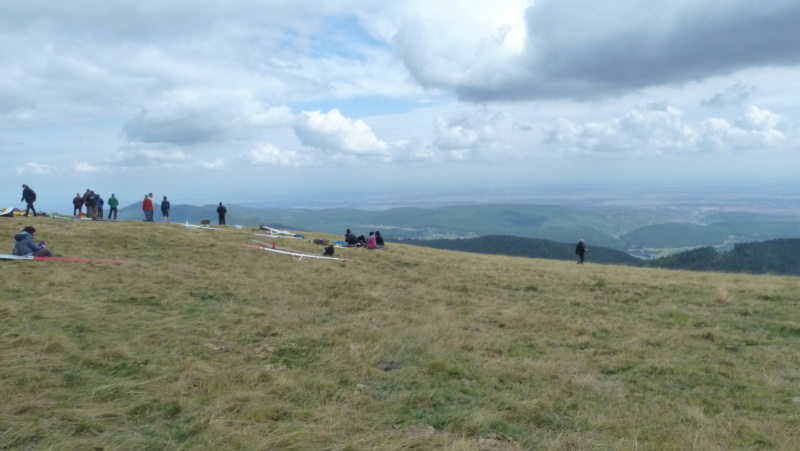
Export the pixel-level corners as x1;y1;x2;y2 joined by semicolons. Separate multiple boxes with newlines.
293;109;389;156
242;143;315;167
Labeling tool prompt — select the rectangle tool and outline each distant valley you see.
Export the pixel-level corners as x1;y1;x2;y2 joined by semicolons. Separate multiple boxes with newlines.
117;201;800;259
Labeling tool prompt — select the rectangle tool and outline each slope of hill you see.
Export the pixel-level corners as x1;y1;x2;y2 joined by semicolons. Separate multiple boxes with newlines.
645;238;800;275
2;217;798;449
402;235;640;265
405;234;800;276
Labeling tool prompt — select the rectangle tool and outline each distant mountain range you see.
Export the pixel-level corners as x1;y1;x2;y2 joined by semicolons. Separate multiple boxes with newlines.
116;202;800;260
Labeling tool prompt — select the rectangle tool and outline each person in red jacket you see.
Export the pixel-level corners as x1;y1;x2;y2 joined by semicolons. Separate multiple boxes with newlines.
142;194;154;222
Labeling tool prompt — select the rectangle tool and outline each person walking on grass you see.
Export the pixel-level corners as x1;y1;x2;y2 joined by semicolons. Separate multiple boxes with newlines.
161;196;171;223
216;202;227;225
72;193;84;217
20;184;37;216
575;239;587;264
13;226;52;257
107;194;119;220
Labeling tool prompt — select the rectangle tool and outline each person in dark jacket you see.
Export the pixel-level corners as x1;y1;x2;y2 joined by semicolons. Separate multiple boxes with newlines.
161;196;171;223
21;184;37;216
72;193;84;217
375;230;385;249
344;229;358;246
83;189;98;220
96;194;104;219
13;226;52;257
216;202;227;225
575;239;587;264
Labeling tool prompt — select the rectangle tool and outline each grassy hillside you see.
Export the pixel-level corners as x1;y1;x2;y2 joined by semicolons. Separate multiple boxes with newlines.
2;217;799;450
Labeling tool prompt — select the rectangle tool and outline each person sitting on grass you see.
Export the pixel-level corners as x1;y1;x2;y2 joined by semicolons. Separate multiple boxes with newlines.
375;231;385;249
344;229;358;246
13;226;52;257
366;231;377;249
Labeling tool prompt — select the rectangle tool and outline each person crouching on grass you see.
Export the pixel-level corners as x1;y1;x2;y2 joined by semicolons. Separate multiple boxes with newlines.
13;226;52;257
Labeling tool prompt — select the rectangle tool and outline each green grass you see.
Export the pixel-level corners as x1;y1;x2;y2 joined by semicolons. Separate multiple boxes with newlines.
1;217;799;450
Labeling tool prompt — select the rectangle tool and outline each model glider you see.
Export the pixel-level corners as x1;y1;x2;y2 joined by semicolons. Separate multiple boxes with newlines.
255;226;304;239
244;243;351;262
0;254;123;264
254;232;303;239
183;222;224;231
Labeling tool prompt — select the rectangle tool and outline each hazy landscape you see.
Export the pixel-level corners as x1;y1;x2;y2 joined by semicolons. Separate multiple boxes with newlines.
104;184;800;262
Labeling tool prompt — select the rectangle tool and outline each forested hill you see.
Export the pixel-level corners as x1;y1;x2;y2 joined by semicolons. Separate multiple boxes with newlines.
401;235;640;265
644;238;800;275
404;235;800;276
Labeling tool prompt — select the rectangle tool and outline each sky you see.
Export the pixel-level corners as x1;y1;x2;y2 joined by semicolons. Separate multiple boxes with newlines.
3;0;800;213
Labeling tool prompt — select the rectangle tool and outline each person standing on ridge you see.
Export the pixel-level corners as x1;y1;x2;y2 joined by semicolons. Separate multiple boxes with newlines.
575;239;587;264
96;194;105;219
161;196;171;223
216;202;227;225
72;193;84;217
84;189;98;220
107;194;119;220
142;194;154;222
20;184;37;216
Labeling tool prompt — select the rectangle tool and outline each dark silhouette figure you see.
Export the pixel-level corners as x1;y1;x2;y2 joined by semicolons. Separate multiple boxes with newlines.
216;202;227;225
72;193;84;217
161;196;171;223
21;184;37;216
575;239;587;264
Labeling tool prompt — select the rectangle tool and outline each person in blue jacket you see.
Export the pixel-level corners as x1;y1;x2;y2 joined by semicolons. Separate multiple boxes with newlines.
13;226;52;257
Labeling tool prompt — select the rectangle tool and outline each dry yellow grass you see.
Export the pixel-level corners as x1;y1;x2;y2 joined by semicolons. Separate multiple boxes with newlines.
1;216;799;450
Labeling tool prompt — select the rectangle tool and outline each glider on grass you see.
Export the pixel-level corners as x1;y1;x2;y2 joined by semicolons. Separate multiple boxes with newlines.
183;221;224;231
255;226;304;239
0;254;123;265
244;241;351;262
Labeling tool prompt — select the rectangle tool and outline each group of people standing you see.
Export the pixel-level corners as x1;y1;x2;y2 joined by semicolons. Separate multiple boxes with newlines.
72;190;119;220
344;229;384;249
141;193;171;222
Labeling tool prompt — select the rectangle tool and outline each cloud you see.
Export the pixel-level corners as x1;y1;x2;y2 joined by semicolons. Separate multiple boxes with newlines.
293;109;389;156
198;159;226;170
543;104;789;155
72;160;100;174
122;90;294;146
15;162;58;175
242;143;315;167
110;144;192;169
701;83;755;108
396;0;800;101
434;109;501;151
